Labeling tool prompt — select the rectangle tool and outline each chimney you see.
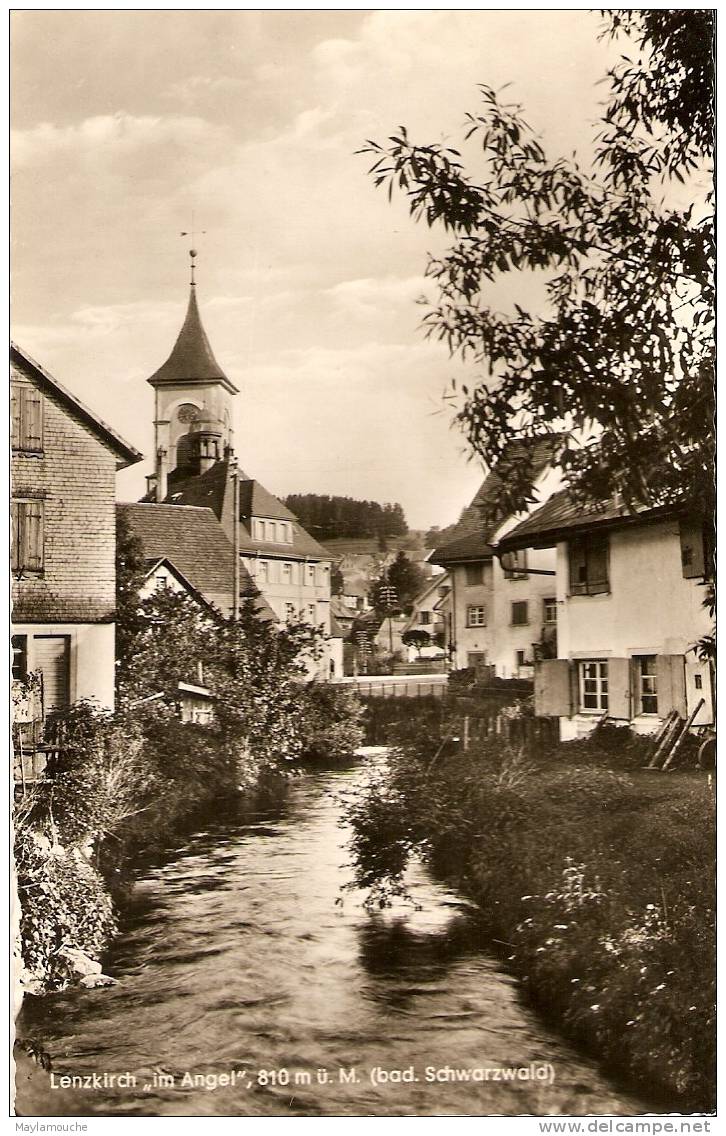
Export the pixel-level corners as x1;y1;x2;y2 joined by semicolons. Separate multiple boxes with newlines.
156;445;168;502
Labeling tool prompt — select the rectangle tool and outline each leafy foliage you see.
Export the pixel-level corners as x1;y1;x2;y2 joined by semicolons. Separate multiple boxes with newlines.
360;11;714;529
342;725;715;1109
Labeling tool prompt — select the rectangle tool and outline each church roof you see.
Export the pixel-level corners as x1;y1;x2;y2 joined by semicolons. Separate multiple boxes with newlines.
147;287;239;394
166;459;332;561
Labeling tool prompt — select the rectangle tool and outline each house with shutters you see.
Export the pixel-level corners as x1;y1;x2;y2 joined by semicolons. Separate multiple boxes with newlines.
495;490;714;739
430;438;561;677
11;343;142;717
141;257;335;680
401;573;449;659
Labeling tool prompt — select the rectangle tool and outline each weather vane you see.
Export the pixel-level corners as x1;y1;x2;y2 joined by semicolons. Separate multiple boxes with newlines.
180;212;206;285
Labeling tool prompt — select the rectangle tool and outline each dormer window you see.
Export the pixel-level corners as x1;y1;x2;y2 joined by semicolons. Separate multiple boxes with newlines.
251;517;293;544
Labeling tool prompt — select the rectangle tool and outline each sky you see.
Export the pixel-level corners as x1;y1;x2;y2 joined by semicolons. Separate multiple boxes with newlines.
11;10;622;530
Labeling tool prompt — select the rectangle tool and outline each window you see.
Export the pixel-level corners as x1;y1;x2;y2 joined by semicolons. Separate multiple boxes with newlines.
306;563;316;585
694;673;703;691
257;561;268;582
511;600;529;626
307;604;316;624
568;534;609;595
516;650;526;667
466;605;486;627
280;523;292;543
268;521;277;542
11;499;44;573
465;563;483;586
504;549;528;579
679;520;706;579
635;655;658;715
155;574;168;590
419;610;432;625
543;597;558;624
282;562;292;583
579;660;609;712
253;519;265;540
11;385;44;452
285;603;296;622
12;635;27;682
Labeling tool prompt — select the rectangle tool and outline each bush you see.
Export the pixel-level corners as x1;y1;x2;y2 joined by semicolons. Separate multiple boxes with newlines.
342;730;715;1110
297;683;365;761
15;825;116;991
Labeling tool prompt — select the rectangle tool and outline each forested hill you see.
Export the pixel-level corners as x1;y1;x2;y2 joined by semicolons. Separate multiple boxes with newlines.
283;494;408;542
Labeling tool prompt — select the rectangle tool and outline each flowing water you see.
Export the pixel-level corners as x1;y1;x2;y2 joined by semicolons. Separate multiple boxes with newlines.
17;758;647;1117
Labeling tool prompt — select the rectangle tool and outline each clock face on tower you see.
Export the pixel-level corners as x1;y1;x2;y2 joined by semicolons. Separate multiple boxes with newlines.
177;403;200;425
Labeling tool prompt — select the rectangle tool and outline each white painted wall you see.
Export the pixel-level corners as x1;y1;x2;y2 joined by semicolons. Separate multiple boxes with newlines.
554;519;713;738
14;622;116;711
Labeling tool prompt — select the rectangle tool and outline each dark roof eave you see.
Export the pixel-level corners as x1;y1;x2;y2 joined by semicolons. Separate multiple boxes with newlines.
496;503;688;553
147;373;239;395
430;547;494;566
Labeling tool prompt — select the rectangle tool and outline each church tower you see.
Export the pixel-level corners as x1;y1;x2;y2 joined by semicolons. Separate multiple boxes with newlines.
146;250;238;500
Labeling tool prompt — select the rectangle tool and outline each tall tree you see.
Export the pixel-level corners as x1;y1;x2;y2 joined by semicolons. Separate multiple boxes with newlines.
360;11;714;530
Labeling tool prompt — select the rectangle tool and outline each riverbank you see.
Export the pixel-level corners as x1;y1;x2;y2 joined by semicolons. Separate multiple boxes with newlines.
343;718;716;1112
15;762;646;1117
14;682;364;999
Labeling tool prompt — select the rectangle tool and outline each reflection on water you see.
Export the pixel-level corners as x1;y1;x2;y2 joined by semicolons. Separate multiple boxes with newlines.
17;761;646;1116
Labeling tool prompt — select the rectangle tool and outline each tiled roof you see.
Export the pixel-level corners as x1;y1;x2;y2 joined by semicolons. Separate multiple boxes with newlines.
118;502;274;622
11;343;143;470
167;460;331;560
495;490;679;551
147;287;238;393
239;479;297;522
430;436;560;565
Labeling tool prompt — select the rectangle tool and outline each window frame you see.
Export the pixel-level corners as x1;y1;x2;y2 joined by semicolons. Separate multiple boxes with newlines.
543;597;558;624
568;533;610;596
635;654;658;715
504;548;529;580
578;659;609;713
466;604;487;627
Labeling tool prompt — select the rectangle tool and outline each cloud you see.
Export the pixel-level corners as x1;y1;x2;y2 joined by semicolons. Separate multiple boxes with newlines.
12;112;229;168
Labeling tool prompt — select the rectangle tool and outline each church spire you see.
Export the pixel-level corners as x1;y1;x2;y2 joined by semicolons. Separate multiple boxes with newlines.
147;254;238;393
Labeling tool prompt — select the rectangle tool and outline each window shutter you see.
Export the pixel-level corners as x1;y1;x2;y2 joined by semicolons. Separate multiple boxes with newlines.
23;388;43;450
656;654;687;718
587;538;610;594
10;501;20;571
11;388;20;447
20;501;44;571
535;658;572;716
568;540;587;594
608;657;631;720
679;520;705;579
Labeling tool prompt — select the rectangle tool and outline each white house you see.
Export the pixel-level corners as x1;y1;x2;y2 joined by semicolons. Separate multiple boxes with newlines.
496;491;714;739
401;573;449;660
431;438;561;677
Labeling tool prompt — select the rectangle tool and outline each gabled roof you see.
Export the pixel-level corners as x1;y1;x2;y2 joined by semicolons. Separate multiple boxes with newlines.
495;490;683;553
167;459;332;561
146;287;238;394
11;342;143;470
430;436;560;566
118;502;275;622
142;556;217;614
239;479;297;522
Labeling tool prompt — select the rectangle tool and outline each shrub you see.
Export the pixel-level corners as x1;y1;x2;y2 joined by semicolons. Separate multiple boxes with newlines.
15;825;116;990
342;731;715;1110
297;683;365;762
